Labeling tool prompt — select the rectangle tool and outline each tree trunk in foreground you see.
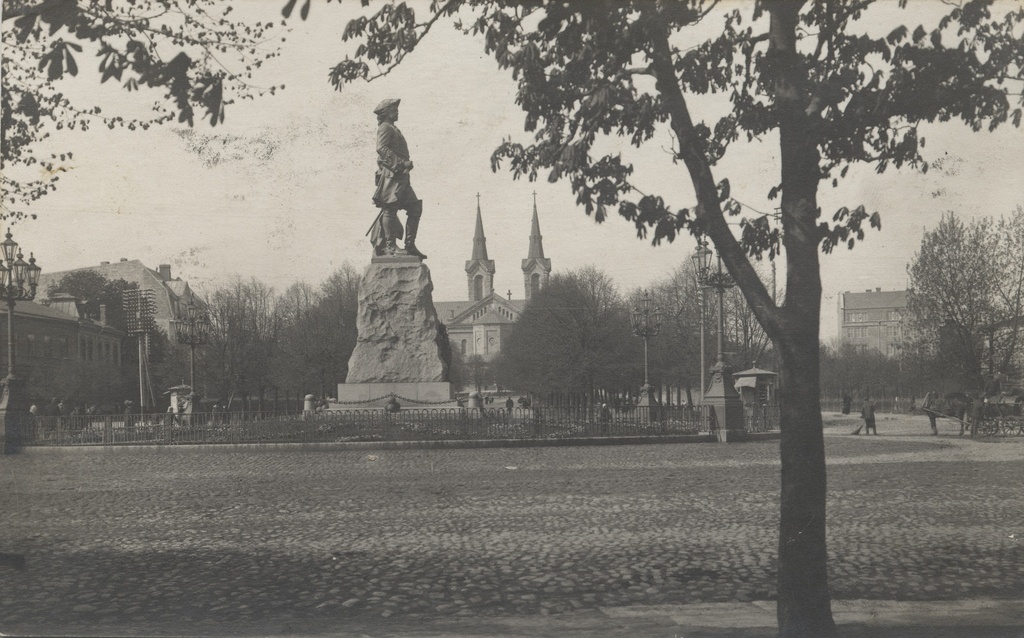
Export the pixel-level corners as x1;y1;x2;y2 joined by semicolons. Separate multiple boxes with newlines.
776;334;834;636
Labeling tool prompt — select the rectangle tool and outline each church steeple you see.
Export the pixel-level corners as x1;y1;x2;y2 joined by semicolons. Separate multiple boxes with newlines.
526;195;546;259
465;193;496;301
471;194;489;260
521;192;552;301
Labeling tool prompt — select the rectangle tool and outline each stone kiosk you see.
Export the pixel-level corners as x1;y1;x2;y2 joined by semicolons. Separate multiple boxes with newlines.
336;254;454;407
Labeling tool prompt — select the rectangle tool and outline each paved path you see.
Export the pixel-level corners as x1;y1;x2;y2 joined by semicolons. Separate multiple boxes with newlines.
1;412;1021;636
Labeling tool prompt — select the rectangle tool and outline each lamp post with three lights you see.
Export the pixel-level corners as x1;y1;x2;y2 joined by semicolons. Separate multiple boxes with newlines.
692;238;745;442
630;290;663;412
0;230;41;453
170;299;209;416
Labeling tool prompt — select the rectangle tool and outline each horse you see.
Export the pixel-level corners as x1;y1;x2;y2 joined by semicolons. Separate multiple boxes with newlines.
921;392;969;435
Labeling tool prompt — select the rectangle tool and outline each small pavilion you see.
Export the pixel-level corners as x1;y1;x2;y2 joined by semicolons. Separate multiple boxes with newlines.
732;367;778;406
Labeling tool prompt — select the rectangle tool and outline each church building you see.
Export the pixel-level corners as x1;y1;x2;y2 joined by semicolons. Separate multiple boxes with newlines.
435;196;552;363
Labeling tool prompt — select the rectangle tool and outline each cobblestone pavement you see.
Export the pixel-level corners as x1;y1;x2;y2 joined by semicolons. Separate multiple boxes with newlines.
0;412;1021;636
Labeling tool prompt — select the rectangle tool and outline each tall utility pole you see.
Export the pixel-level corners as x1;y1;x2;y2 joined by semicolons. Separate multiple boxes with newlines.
124;288;156;414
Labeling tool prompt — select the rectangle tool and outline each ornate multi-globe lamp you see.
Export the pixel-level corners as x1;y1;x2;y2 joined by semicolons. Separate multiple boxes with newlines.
171;299;210;394
0;229;41;452
630;290;662;408
692;237;744;442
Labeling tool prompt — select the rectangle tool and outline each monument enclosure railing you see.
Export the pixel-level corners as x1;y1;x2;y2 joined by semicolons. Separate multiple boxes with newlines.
3;405;769;447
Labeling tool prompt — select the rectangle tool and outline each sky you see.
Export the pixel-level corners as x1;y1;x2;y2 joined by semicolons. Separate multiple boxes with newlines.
10;0;1024;343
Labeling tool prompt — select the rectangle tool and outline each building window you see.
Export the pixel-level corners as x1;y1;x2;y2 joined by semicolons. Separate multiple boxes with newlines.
530;273;541;298
473;275;484;301
888;310;902;321
886;325;901;337
847;326;868;339
43;336;52;358
461;339;467;355
846;312;868;323
25;334;35;357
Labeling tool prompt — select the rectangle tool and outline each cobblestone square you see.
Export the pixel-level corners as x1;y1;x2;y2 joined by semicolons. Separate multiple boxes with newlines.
1;413;1022;636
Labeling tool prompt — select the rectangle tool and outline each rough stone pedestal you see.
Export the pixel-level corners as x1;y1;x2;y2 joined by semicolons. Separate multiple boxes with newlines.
338;256;452;407
704;361;746;442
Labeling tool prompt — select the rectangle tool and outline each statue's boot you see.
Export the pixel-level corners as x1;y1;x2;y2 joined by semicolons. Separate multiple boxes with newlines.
383;208;407;255
385;238;407;256
404;200;427;259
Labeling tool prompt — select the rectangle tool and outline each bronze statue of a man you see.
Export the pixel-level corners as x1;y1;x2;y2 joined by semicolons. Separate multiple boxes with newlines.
370;98;426;259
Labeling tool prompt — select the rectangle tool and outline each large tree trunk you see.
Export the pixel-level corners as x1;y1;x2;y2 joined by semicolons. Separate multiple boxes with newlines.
648;2;835;632
776;328;833;636
767;2;836;634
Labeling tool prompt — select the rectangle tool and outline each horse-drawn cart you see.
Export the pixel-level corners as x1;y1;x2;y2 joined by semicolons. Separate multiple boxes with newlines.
968;391;1024;436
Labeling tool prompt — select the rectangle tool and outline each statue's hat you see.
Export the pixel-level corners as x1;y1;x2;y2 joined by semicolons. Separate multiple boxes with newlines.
373;98;401;114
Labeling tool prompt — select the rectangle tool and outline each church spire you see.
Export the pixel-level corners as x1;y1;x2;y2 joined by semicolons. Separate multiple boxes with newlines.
522;191;552;301
471;193;489;261
527;191;545;259
466;193;496;301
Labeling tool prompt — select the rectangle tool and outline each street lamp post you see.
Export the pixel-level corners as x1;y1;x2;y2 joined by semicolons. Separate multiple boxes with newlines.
693;239;745;442
630;290;663;410
171;300;210;394
0;230;41;453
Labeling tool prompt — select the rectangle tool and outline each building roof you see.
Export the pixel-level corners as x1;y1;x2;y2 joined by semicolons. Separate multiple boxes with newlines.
733;367;778;378
842;289;908;310
0;300;124;336
435;293;526;327
435;301;474;322
0;300;81;322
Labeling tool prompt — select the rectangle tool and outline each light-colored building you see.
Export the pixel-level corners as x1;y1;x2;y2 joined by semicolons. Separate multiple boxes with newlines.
838;288;907;356
37;259;203;336
434;197;552;364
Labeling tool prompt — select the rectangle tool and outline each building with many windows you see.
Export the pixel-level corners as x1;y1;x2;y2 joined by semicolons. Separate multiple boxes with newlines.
434;197;552;364
838;288;907;356
0;295;126;403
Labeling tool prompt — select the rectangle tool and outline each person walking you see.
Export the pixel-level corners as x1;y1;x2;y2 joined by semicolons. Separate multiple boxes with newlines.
921;391;939;435
851;395;877;435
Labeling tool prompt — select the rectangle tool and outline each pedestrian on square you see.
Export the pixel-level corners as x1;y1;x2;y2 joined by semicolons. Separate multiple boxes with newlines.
851;395;877;435
841;393;852;415
505;397;514;412
123;400;135;434
922;391;939;435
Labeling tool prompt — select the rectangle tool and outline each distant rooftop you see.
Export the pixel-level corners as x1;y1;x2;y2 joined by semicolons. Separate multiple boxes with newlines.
842;289;908;310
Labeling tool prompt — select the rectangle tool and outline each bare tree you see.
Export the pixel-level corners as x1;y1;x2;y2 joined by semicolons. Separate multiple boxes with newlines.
907;213;1001;390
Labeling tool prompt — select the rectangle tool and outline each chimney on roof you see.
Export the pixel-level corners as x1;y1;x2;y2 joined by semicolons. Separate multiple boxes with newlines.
99;304;107;325
158;264;172;281
876;287;881;292
120;257;128;262
100;261;110;266
865;289;871;292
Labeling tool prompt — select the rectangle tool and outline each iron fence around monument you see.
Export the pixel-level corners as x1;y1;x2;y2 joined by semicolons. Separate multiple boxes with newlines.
11;405;718;447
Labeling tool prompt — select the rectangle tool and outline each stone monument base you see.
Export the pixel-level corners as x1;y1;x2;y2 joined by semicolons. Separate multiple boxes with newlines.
335;381;454;409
